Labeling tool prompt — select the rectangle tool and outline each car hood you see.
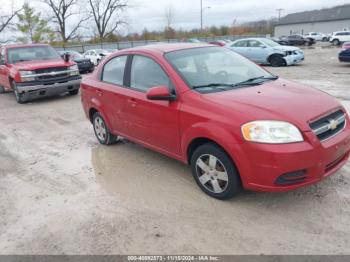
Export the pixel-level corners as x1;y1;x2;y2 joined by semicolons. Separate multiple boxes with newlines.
11;59;74;70
201;79;341;131
272;45;301;52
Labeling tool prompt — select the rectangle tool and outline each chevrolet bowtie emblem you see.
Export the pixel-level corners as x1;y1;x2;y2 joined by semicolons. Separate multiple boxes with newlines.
328;119;338;130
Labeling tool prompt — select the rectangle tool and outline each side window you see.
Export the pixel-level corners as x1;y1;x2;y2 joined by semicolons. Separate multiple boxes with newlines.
233;40;248;47
102;56;127;86
0;49;5;64
130;56;170;92
248;40;262;47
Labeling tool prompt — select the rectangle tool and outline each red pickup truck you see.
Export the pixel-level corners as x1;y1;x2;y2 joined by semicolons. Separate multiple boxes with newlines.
0;43;81;103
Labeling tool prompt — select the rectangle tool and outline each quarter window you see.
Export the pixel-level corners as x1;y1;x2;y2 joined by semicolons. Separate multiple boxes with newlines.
130;56;170;92
102;56;127;85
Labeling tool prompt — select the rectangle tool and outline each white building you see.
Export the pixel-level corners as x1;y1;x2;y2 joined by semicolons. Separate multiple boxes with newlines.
274;4;350;37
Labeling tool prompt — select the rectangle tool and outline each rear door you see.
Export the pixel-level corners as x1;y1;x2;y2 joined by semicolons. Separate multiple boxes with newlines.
230;40;250;59
98;55;129;135
122;54;182;157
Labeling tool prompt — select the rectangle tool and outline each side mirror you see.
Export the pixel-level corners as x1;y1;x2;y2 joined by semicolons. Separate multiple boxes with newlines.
260;45;267;48
63;53;70;62
146;85;176;101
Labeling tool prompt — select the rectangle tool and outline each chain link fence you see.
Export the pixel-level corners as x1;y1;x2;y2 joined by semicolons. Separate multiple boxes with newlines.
54;35;267;53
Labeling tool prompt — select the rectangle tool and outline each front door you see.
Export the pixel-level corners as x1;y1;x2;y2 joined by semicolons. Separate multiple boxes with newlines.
124;55;182;157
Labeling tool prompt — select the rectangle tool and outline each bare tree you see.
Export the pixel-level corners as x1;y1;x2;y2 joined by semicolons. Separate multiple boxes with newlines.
88;0;127;41
0;1;22;33
164;5;175;29
41;0;89;42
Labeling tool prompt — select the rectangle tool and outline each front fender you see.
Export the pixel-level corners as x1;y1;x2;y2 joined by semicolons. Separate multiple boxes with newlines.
181;121;242;161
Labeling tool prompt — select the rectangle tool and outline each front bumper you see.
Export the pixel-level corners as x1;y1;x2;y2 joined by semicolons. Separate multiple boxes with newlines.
230;123;350;192
339;55;350;62
284;53;305;65
16;76;81;101
77;63;94;72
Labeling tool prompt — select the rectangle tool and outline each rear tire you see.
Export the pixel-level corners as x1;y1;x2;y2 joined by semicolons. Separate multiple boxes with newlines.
190;143;241;200
0;86;5;94
11;80;26;104
269;55;285;67
69;89;79;95
92;112;118;145
333;39;340;46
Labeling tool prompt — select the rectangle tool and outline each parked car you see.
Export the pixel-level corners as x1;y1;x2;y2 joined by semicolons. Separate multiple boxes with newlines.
81;43;350;200
269;37;289;46
0;44;81;103
304;32;328;42
226;38;304;67
58;50;94;73
83;49;112;65
279;35;314;46
208;40;226;46
339;42;350;62
329;31;350;46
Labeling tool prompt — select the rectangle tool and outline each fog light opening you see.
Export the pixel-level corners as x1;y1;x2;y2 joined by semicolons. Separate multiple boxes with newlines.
275;170;308;185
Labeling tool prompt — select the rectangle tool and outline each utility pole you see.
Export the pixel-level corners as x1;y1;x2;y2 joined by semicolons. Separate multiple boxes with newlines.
276;8;284;21
200;0;211;31
200;0;203;31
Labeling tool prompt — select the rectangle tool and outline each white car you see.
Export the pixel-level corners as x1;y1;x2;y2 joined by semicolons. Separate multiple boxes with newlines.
329;31;350;46
83;49;112;65
304;32;328;42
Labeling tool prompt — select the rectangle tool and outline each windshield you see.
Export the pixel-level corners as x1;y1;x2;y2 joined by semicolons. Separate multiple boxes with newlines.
95;49;109;54
165;47;275;92
7;46;61;64
260;38;281;47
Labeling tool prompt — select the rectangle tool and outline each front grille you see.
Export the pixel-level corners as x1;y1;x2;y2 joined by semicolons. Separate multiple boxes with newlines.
310;110;346;141
35;67;69;81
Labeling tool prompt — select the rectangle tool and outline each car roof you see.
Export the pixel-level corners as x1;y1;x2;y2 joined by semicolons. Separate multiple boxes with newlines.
232;38;266;42
119;43;213;54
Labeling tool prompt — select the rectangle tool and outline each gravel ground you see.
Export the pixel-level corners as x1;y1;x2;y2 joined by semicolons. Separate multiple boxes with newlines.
0;46;350;255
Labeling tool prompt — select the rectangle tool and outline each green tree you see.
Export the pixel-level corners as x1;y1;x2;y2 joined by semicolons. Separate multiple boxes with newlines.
17;3;52;43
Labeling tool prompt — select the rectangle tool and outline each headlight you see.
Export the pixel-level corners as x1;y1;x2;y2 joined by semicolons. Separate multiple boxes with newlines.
241;121;304;144
19;70;35;82
69;64;80;76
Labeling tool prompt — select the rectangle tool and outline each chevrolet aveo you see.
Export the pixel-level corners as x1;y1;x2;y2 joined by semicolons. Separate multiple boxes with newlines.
81;44;350;200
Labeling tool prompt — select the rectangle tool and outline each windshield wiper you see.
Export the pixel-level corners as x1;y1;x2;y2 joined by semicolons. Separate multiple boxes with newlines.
192;83;234;90
233;76;279;86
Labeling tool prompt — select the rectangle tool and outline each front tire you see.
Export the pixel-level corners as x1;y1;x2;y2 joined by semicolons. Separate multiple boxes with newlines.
190;143;241;200
69;89;79;95
11;80;26;104
269;55;285;67
92;112;117;145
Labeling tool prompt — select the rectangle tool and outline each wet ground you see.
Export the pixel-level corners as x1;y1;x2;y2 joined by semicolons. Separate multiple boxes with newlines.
0;46;350;255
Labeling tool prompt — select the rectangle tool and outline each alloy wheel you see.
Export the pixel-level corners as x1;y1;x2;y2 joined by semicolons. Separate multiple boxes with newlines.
94;116;107;142
195;154;229;194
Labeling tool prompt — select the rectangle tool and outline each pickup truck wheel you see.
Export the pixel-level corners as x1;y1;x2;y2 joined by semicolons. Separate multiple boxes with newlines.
0;86;5;94
190;143;241;200
69;90;79;95
12;81;26;104
92;112;117;145
269;55;285;67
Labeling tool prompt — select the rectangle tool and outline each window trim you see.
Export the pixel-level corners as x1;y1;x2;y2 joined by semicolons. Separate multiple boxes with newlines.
126;54;176;96
100;54;129;87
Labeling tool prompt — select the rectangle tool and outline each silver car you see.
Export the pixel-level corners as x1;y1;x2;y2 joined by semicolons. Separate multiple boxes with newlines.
226;38;304;67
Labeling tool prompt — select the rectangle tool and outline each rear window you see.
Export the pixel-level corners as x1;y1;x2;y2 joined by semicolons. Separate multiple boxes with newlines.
7;46;61;64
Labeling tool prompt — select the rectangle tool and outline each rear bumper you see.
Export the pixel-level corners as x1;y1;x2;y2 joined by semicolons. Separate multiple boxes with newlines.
229;124;350;192
16;76;81;101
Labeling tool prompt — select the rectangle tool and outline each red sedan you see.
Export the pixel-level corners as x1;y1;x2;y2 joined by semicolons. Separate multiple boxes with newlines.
81;43;350;200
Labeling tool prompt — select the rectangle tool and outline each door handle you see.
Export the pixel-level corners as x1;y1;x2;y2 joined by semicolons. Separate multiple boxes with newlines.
128;98;137;107
96;89;103;96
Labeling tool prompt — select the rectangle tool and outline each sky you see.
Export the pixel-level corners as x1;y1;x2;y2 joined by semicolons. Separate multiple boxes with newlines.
1;0;350;35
